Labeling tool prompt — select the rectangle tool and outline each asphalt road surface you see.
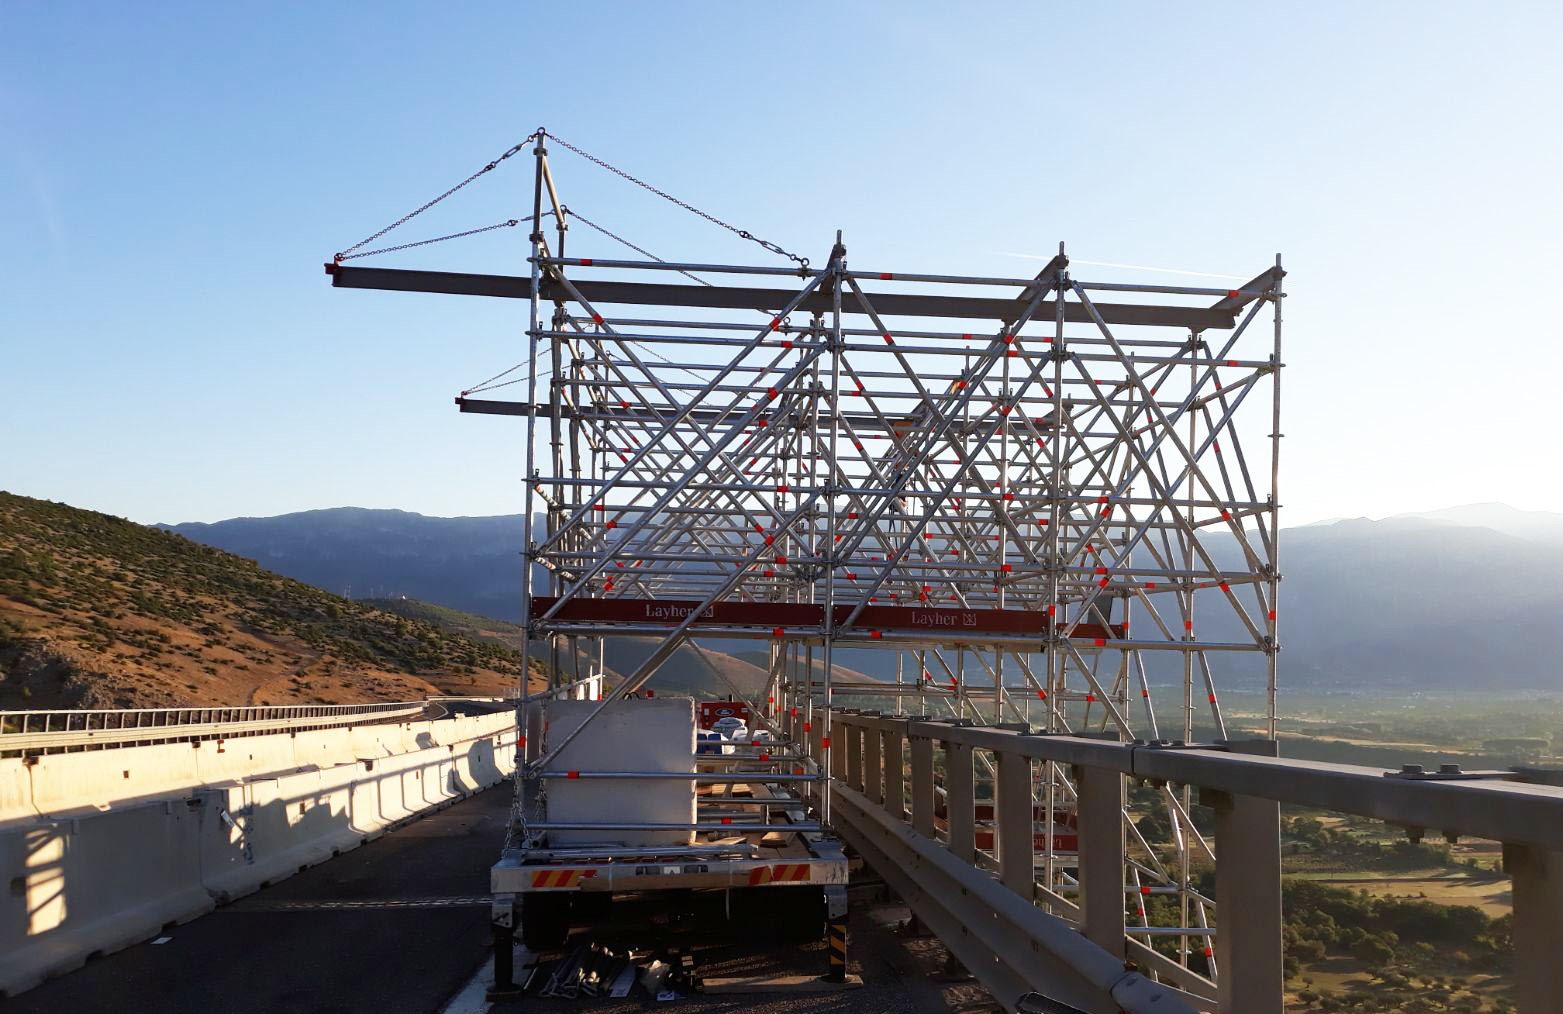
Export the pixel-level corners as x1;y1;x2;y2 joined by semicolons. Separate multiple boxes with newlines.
13;785;999;1014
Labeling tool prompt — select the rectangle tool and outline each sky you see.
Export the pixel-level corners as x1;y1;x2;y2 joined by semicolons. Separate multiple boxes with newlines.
2;2;1560;527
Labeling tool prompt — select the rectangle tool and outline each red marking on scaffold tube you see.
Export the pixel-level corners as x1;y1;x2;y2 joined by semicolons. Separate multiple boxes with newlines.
1095;566;1108;575
1227;359;1239;367
1227;290;1240;299
999;404;1012;416
757;417;769;428
1213;440;1222;453
1203;946;1214;958
766;387;778;401
591;313;604;325
763;569;775;578
804;722;813;732
1268;609;1278;621
1184;620;1194;632
1098;579;1109;588
1209;693;1218;703
1001;563;1013;573
1141;689;1150;698
820;736;829;748
1048;603;1057;616
518;735;526;748
772;627;785;638
769;318;781;332
1002;492;1015;501
593;504;606;511
754;523;766;533
883;333;894;345
1140;885;1152;895
1086;693;1097;702
789;707;798;717
1007;348;1020;358
921;532;932;540
759;752;771;761
1039;517;1050;525
879;272;893;280
763;535;775;546
1219;581;1230;592
1220;510;1232;520
721;817;733;825
1146;581;1158;589
1004;334;1015;345
782;340;794;350
1094;638;1106;647
767;696;775;704
579;258;594;266
1037;689;1048;700
567;771;580;779
620;400;631;409
605;520;617;530
870;630;883;640
847;511;859;520
776;484;789;494
775;555;787;565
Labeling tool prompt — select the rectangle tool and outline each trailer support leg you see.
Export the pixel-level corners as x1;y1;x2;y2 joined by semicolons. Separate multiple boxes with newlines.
488;892;522;1000
824;885;849;983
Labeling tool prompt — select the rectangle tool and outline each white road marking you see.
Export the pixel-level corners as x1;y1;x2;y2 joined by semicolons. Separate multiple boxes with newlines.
151;937;172;945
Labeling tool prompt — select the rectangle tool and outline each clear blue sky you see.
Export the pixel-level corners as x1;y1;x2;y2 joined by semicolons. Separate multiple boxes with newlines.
3;2;1559;526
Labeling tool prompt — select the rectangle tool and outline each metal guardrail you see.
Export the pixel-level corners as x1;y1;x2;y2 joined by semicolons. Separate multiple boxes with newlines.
0;701;430;756
812;708;1563;1014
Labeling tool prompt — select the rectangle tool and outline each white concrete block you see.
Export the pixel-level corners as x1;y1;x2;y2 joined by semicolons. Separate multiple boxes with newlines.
544;697;696;847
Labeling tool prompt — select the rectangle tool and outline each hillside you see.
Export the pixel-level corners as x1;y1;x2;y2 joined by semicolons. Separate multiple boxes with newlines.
161;508;527;620
162;504;1563;690
0;492;542;709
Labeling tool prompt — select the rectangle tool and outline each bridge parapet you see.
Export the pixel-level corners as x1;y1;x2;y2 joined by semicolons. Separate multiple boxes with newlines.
816;708;1563;1014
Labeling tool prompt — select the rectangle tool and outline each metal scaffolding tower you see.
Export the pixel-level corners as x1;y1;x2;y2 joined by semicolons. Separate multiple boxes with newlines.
327;129;1285;987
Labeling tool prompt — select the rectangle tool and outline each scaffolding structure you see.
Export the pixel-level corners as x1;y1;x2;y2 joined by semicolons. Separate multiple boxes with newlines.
327;130;1285;985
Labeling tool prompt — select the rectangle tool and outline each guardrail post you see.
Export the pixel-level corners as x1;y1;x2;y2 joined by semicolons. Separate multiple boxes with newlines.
910;731;933;834
1205;739;1283;1014
996;747;1034;900
883;723;906;821
846;718;864;792
945;738;975;863
863;717;883;804
830;717;848;783
1075;762;1125;956
1504;842;1563;1013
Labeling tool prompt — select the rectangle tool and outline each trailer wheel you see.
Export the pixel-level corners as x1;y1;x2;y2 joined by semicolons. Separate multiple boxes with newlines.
520;892;572;951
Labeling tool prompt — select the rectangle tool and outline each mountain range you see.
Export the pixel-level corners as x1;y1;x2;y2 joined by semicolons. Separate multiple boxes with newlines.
158;503;1563;691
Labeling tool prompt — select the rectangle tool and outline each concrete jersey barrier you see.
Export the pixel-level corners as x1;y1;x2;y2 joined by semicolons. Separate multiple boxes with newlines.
0;708;517;997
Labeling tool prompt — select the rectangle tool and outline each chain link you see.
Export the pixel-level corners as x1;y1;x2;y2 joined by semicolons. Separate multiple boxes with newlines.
337;217;536;262
332;132;540;262
541;131;810;273
563;206;712;287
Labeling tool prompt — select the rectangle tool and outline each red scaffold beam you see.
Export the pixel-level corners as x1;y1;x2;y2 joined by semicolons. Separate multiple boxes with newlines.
529;596;1124;641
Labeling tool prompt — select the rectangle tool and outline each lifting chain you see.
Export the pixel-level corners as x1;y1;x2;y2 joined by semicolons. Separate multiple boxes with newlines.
541;130;810;274
332;128;810;274
332;132;541;262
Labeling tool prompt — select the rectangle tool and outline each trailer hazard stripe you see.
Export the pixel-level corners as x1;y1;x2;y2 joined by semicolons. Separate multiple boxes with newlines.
531;868;598;889
748;863;812;886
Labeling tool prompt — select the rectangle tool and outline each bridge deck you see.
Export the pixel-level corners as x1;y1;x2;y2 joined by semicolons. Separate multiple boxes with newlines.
12;785;996;1014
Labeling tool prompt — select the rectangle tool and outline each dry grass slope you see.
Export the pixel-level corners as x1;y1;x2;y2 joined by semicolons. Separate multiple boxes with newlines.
0;491;542;708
